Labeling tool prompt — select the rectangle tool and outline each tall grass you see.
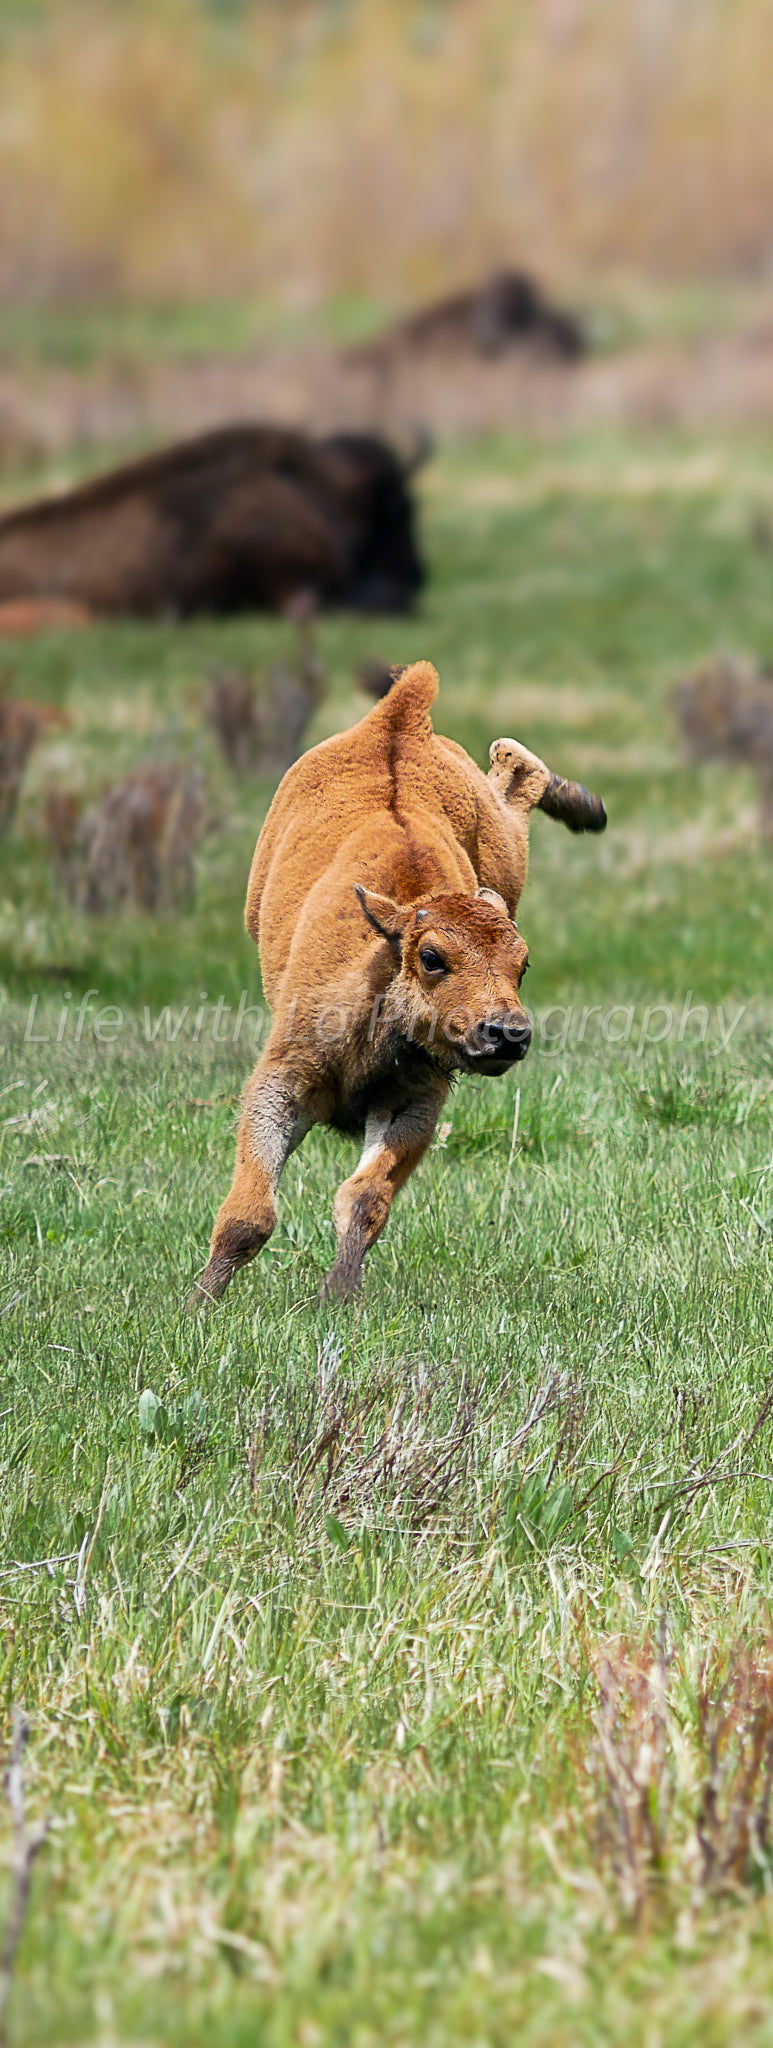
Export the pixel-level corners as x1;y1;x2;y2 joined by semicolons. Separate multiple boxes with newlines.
3;0;773;312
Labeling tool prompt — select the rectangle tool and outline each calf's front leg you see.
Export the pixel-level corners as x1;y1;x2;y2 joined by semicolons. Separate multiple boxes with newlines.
322;1089;446;1302
190;1053;317;1308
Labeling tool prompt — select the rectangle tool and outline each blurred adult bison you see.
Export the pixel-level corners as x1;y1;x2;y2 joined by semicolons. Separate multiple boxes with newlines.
0;425;426;619
350;269;586;371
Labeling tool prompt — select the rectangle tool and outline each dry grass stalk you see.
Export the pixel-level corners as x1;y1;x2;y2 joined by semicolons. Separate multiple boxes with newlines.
0;692;66;834
42;763;203;915
573;1630;773;1926
580;1632;671;1928
206;611;324;780
0;701;39;836
246;1352;567;1543
695;1649;773;1898
677;654;773;838
0;1711;50;2043
665;1374;773;1509
248;1357;478;1537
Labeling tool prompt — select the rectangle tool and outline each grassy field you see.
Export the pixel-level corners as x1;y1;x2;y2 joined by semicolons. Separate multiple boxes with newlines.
2;430;773;2045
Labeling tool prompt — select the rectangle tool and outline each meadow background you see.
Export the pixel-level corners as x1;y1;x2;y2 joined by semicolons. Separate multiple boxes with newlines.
3;0;773;316
2;5;773;2045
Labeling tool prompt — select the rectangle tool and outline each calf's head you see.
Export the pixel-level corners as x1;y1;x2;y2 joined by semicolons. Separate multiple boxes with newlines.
356;884;531;1076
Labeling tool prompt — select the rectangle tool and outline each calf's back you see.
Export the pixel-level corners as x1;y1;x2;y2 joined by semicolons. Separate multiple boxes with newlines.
246;661;530;1011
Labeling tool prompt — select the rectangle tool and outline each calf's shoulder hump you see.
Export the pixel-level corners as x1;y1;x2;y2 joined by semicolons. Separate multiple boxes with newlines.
245;660;442;937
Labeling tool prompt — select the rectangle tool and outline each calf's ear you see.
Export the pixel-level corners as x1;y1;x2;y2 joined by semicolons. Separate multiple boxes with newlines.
355;884;411;943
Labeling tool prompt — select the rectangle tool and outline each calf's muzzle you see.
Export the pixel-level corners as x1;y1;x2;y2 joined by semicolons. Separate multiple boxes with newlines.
461;1013;532;1073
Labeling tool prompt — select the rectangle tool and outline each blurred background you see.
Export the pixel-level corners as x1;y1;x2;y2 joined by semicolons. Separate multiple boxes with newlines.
5;0;773;305
3;0;773;454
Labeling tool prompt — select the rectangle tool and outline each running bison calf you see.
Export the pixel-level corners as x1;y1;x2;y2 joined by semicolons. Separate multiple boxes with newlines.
0;425;425;619
192;660;606;1306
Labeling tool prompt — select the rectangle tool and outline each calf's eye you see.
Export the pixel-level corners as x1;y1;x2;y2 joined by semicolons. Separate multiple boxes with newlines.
419;946;447;974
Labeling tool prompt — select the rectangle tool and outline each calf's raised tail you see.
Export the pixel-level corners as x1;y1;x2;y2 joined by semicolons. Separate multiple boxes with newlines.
538;773;606;834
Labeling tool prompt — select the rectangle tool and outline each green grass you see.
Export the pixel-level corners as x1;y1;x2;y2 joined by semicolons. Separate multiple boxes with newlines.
2;430;773;2045
0;292;400;376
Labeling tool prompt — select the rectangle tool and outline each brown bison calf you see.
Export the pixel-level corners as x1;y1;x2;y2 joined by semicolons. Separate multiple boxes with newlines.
192;661;606;1306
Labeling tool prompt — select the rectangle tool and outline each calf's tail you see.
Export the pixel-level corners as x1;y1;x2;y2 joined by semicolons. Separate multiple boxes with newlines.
538;774;607;834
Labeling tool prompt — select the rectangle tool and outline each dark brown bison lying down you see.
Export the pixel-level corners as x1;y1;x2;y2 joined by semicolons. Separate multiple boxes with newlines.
351;269;586;369
0;426;425;619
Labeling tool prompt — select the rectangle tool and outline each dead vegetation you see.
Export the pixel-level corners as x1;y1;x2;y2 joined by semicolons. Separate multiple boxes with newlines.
0;1711;50;2042
42;763;203;915
677;654;773;837
0;688;67;834
205;611;324;778
246;1351;483;1541
572;1630;773;1926
244;1348;564;1545
576;1631;672;1927
9;321;773;465
695;1648;773;1898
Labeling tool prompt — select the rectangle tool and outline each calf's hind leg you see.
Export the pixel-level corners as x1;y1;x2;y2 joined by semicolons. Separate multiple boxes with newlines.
190;1054;316;1307
322;1091;445;1302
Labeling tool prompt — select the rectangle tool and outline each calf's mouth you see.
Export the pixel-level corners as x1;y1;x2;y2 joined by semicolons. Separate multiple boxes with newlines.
456;1016;533;1076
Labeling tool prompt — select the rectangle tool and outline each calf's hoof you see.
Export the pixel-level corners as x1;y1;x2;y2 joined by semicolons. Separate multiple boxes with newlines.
319;1260;363;1305
186;1258;233;1312
187;1217;266;1310
185;1261;227;1310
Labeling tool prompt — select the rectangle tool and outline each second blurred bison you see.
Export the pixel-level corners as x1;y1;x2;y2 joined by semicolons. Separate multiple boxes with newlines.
0;426;426;620
349;269;586;374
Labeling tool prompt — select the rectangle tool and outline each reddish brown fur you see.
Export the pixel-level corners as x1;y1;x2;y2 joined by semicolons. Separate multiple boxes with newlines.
192;660;605;1306
0;597;92;636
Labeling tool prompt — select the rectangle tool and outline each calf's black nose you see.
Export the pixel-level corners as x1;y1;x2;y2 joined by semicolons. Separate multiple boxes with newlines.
480;1017;532;1061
